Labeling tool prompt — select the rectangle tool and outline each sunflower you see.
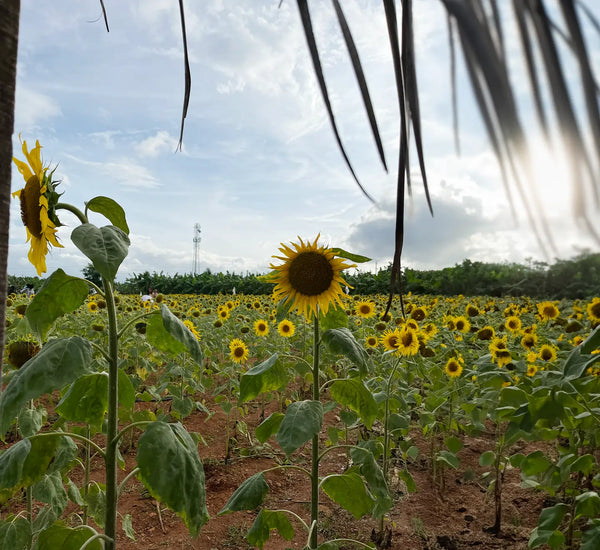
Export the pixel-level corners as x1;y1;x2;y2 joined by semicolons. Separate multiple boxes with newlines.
365;335;379;349
183;320;201;340
410;306;427;321
538;344;557;362
526;364;538;377
465;304;480;317
218;307;230;320
505;316;522;334
586;297;600;323
396;326;420;356
489;337;512;367
254;319;269;337
229;338;249;364
270;235;355;320
445;357;463;378
87;301;99;313
380;328;401;352
12;138;63;276
537;301;559;321
454;316;471;333
355;299;376;319
520;332;538;350
277;319;295;338
476;326;495;341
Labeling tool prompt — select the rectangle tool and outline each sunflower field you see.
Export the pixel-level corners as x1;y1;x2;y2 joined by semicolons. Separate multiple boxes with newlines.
3;283;600;549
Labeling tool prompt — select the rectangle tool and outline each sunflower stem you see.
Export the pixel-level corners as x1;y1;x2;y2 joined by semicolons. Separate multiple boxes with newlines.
103;278;119;550
310;312;320;549
55;202;88;225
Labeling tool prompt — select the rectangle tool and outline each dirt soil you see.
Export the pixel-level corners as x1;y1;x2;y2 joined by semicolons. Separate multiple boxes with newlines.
3;394;548;550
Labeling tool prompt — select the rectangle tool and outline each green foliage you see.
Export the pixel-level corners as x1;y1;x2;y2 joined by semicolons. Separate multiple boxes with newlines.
71;223;130;283
25;269;89;340
0;337;93;436
136;421;209;537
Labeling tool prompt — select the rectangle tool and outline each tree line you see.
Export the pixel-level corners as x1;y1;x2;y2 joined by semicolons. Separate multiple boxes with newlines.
7;252;599;300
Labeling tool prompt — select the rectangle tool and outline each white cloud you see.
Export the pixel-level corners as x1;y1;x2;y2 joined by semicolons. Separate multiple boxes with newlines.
14;87;62;129
134;131;178;157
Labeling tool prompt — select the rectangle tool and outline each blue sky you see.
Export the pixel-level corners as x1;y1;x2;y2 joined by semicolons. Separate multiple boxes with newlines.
8;1;600;281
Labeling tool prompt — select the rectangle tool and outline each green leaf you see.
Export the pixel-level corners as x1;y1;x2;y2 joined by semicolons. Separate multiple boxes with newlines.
0;440;31;499
17;406;45;438
580;324;600;355
32;471;68;516
581;520;600;550
330;247;371;263
445;435;463;454
528;503;569;549
71;223;130;283
479;450;496;467
0;516;31;550
118;368;136;420
33;524;103;550
172;396;194;419
276;400;323;456
25;269;89;339
122;513;135;540
218;472;269;515
85;196;130;235
56;373;109;432
240;354;287;403
570;454;595;476
520;451;552;476
319;307;349;331
322;328;369;375
276;297;293;323
136;422;209;537
398;469;417;493
255;413;284;443
146;306;203;364
84;483;106;528
436;451;460;470
0;436;62;503
247;509;294;550
66;478;85;506
349;446;393;517
330;379;377;429
575;491;600;518
321;473;375;519
0;337;93;436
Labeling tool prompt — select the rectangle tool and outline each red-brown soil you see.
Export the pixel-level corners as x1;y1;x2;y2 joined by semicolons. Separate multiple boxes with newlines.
3;394;547;550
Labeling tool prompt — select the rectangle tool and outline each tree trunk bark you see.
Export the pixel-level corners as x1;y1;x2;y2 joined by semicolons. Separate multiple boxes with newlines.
0;0;21;391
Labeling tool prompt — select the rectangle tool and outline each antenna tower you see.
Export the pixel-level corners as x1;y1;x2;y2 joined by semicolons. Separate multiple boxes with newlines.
193;223;201;274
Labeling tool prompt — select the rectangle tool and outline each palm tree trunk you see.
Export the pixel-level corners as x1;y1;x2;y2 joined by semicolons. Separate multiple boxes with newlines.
0;0;21;391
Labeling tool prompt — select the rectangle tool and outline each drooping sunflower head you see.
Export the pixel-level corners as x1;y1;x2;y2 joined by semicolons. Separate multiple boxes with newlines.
269;235;355;320
476;326;495;341
12;138;64;276
229;338;249;364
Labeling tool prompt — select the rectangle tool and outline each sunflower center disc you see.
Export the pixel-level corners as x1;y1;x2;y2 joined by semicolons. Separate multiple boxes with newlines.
288;252;334;296
21;176;43;238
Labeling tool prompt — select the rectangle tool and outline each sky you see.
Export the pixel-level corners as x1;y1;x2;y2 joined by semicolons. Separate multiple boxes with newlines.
8;0;600;282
